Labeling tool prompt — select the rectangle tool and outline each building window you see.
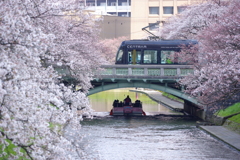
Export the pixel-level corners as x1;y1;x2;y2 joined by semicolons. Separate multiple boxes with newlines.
163;7;173;14
118;0;130;6
118;12;130;17
97;0;106;6
111;2;116;6
107;0;117;6
178;6;187;13
107;12;117;16
86;0;95;6
149;7;159;15
149;23;159;31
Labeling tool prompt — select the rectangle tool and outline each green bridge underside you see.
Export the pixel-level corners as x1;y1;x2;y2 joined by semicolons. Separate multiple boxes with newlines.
89;79;197;104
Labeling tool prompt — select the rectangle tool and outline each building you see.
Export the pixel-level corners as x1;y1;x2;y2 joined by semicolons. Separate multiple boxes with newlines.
131;0;195;39
82;0;198;39
98;16;131;39
81;0;131;17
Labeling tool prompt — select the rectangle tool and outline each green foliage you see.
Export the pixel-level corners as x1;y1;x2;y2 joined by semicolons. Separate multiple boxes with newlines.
228;114;240;123
216;103;240;124
0;139;30;160
166;58;173;64
49;103;59;109
49;122;63;135
217;103;240;117
4;139;17;156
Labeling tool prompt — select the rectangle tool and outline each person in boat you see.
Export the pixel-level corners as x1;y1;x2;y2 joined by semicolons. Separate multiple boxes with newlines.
112;100;119;107
124;95;132;105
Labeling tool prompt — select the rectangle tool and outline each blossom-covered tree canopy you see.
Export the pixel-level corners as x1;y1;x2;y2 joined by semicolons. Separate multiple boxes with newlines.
100;36;129;64
159;0;240;109
0;0;106;159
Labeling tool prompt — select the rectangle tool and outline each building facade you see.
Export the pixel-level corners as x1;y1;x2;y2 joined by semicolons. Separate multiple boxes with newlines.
131;0;193;39
82;0;197;39
98;15;131;39
81;0;131;17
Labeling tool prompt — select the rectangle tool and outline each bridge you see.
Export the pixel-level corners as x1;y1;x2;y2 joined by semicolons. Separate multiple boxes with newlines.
54;64;205;119
90;65;196;101
90;64;204;119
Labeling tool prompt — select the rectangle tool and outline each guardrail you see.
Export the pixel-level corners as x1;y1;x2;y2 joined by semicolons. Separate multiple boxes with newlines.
98;65;193;78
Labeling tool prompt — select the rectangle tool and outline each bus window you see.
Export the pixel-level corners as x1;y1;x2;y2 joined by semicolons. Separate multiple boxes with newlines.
143;50;157;64
161;51;175;64
128;50;141;64
116;49;123;63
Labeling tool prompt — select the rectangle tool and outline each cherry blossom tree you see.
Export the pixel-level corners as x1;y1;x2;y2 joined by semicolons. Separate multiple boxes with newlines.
160;0;228;40
0;0;105;159
100;36;129;64
159;0;240;110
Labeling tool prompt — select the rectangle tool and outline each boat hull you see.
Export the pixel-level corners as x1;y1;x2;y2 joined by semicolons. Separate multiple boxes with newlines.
110;106;146;116
110;99;146;116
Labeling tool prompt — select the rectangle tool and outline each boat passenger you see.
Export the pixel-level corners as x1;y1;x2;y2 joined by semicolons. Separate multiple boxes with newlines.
134;100;140;107
124;95;132;105
113;100;119;107
119;101;123;107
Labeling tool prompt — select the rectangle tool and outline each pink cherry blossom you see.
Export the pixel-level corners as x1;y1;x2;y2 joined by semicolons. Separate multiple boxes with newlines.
159;0;240;110
0;0;105;159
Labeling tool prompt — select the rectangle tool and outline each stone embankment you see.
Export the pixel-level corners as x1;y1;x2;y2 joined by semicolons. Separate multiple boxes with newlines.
211;113;240;135
199;126;240;151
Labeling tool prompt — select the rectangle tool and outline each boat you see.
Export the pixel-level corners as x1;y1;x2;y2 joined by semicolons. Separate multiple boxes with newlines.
109;99;146;116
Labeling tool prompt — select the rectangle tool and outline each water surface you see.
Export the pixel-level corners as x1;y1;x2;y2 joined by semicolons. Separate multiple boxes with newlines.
79;116;240;160
81;89;240;160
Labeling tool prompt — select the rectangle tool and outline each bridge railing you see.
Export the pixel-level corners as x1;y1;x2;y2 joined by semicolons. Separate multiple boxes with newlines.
97;65;193;78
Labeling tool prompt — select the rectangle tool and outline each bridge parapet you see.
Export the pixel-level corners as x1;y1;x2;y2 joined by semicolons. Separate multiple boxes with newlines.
97;65;193;79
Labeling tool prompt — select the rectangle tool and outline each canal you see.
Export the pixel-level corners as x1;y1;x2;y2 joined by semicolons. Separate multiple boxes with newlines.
77;89;240;160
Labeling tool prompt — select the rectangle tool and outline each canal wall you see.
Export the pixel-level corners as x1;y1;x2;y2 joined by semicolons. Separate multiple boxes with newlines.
184;100;206;120
129;89;184;111
223;120;240;135
130;89;207;120
207;113;240;134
